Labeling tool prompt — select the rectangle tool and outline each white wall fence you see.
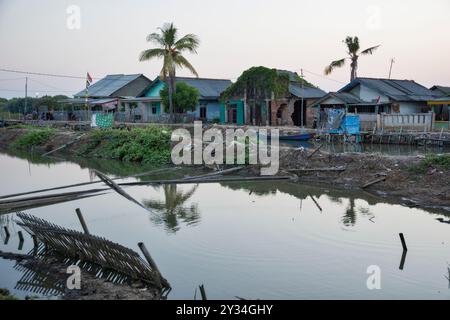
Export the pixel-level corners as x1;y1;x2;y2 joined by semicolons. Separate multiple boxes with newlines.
379;113;433;132
351;112;435;132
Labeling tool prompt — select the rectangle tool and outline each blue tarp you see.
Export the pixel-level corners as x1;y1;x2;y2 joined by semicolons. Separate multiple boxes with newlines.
326;110;360;135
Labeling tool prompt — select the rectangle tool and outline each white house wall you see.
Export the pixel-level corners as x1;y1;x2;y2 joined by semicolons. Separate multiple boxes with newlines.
349;85;390;103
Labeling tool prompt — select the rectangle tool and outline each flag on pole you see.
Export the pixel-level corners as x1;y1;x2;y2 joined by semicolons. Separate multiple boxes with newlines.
87;72;93;85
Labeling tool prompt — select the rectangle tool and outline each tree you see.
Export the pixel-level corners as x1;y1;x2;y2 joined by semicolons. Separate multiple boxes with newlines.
143;185;200;233
325;36;380;81
0;98;7;112
139;23;200;119
160;82;200;113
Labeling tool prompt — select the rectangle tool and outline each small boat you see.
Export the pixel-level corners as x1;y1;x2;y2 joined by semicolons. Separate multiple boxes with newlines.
279;133;314;141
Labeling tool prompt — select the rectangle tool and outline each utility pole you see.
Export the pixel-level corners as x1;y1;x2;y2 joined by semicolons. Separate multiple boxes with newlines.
24;77;28;118
301;69;304;130
388;58;395;79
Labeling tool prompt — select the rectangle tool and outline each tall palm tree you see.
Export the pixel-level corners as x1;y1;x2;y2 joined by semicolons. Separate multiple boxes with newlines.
143;185;200;233
325;36;380;82
139;23;200;116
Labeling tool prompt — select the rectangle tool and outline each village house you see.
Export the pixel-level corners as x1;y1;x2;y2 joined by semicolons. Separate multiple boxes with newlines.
222;70;326;127
63;74;153;121
311;78;442;130
122;76;232;123
428;85;450;129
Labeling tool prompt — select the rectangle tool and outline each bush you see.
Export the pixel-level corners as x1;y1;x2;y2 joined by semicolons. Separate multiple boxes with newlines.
12;128;54;149
82;126;172;165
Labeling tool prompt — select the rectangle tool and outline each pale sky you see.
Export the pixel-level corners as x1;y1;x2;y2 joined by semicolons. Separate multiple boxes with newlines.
0;0;449;99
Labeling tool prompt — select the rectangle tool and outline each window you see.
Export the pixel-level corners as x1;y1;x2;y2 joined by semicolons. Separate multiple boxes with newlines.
152;106;157;114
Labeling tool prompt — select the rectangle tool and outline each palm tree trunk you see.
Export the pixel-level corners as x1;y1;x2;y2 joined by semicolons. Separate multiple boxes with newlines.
350;57;358;81
170;73;177;113
166;77;174;122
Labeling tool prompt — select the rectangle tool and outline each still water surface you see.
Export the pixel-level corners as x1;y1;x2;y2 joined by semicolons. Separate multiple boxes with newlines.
0;152;449;300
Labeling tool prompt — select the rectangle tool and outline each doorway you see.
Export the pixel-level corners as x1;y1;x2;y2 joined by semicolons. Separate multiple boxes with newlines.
293;100;307;127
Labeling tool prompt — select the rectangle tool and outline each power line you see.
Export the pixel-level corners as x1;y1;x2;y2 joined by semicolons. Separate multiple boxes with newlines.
28;78;74;92
0;88;75;93
0;67;100;80
0;77;27;82
300;68;346;84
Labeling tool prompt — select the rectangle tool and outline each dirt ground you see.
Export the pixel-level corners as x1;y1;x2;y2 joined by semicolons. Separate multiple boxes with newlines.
279;147;450;211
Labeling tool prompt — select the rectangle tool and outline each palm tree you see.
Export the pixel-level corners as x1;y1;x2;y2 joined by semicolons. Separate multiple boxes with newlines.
143;185;200;233
325;36;380;82
139;23;200;116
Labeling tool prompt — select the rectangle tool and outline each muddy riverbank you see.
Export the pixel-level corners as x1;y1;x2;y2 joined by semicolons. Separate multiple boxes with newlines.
1;127;449;212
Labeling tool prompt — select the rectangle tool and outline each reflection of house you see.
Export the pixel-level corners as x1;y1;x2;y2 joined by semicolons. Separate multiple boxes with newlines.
222;70;326;127
127;77;232;122
312;78;441;130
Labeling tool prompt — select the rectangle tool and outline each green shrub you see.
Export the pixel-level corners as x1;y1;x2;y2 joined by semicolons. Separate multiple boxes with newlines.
12;128;55;149
82;126;172;166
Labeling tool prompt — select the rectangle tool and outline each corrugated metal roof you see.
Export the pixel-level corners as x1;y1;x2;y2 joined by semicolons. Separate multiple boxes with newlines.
340;78;439;102
173;77;232;99
60;98;118;106
331;92;365;104
430;85;450;96
310;92;365;107
289;83;327;99
74;74;143;98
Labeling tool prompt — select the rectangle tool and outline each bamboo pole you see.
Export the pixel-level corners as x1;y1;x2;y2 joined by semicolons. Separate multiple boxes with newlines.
76;208;90;235
120;175;296;187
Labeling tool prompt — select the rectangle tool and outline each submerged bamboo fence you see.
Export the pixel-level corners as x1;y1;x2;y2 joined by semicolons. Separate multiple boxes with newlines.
16;212;170;290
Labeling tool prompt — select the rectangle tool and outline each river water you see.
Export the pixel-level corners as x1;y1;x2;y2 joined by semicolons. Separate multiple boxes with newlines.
0;152;449;300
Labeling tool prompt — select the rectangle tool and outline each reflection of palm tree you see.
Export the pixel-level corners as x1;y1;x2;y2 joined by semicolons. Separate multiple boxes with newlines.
143;185;200;233
342;198;357;226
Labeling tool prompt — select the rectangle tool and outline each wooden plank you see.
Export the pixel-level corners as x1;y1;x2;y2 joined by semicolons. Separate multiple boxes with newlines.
94;170;149;211
362;176;387;189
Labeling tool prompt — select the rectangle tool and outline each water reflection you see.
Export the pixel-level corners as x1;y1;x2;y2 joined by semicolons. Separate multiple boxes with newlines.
144;185;200;233
281;141;450;156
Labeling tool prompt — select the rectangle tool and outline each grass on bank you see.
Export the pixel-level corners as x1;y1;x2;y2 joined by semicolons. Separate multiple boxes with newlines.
77;126;173;165
410;154;450;174
11;127;55;149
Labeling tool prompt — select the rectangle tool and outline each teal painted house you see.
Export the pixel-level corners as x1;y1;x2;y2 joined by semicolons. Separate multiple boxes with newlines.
220;100;245;125
140;77;232;122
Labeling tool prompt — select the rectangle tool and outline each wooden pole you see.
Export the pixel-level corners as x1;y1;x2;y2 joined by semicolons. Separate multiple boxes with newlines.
18;231;24;251
3;226;10;238
76;208;90;235
199;284;207;301
399;250;407;270
399;233;408;252
32;235;39;256
138;242;164;288
3;227;10;245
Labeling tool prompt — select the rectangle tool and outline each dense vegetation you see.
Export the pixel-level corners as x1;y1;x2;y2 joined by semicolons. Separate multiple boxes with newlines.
0;95;69;114
160;82;200;113
77;127;173;165
11;127;55;149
